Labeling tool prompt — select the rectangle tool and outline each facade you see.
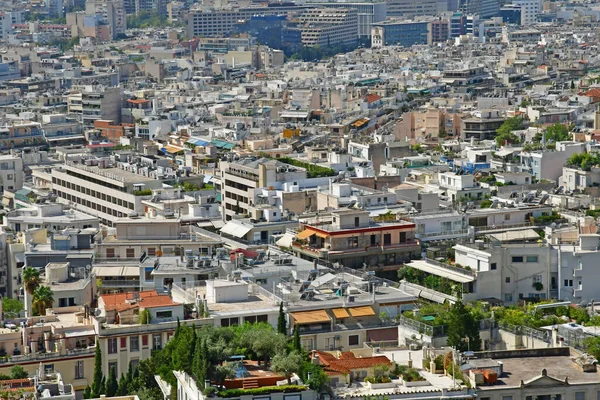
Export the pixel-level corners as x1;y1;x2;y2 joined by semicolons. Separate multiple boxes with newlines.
0;155;24;193
512;0;539;25
67;86;123;127
291;8;359;47
0;121;45;150
430;18;449;42
293;208;420;269
84;0;127;39
371;20;431;47
386;0;443;17
302;1;386;38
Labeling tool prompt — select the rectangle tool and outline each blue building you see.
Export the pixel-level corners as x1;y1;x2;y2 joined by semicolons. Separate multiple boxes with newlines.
371;20;430;47
500;5;522;24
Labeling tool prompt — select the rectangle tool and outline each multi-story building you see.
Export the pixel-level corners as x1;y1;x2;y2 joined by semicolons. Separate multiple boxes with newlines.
512;0;539;25
371;20;431;47
67;85;123;127
460;110;505;140
85;0;127;39
457;0;499;18
51;158;179;226
301;0;386;38
187;4;307;38
134;0;167;16
220;157;308;221
0;63;20;82
0;12;23;40
386;0;444;17
430;18;449;42
0;121;45;150
0;155;23;193
293;208;420;269
289;8;359;47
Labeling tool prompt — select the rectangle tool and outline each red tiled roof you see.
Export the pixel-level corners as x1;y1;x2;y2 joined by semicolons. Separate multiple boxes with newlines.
313;351;392;374
584;88;600;98
364;94;382;104
127;98;150;104
101;290;180;312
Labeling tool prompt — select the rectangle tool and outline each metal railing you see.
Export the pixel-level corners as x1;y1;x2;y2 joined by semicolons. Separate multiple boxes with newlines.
1;347;96;364
498;323;551;343
100;279;141;287
416;229;470;239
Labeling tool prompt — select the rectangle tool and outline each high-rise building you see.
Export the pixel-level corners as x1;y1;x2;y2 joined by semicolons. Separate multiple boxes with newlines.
299;0;386;38
85;0;127;39
512;0;539;25
457;0;499;18
289;8;359;47
371;19;431;47
386;0;446;18
430;18;449;42
135;0;167;17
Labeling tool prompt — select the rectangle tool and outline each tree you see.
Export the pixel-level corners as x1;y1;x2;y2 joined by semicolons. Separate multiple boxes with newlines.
91;345;104;398
117;373;128;396
571;80;576;90
252;329;286;366
495;117;523;147
83;386;91;399
292;326;301;353
10;366;27;379
447;300;482;352
271;351;303;384
22;267;40;295
214;364;236;389
544;123;570;143
302;363;330;393
277;302;287;335
192;337;209;387
106;366;118;397
2;298;23;317
32;286;54;316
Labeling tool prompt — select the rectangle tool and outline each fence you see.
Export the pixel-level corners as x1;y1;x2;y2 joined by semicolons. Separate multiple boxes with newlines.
498;323;551;343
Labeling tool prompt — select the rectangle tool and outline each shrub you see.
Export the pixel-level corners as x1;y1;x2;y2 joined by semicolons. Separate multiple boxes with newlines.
218;385;307;397
134;189;152;196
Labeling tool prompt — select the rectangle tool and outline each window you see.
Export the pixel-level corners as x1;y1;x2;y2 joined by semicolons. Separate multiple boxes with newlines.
504;294;513;302
153;334;162;350
399;232;407;243
349;335;359;346
354;217;360;227
142;335;149;347
383;233;391;246
75;360;84;379
526;255;538;263
156;310;173;319
505;277;511;283
145;267;153;282
108;361;118;376
348;237;358;248
504;214;510;221
491;263;497;270
130;336;139;352
126;248;135;258
575;392;585;400
106;248;115;258
120;337;126;350
147;247;156;256
564;279;573;287
221;317;239;327
108;338;117;354
130;359;140;371
511;256;524;263
371;235;377;246
501;396;513;400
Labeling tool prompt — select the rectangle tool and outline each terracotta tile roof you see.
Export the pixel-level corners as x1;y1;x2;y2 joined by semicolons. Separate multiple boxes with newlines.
584;88;600;98
364;94;382;104
313;351;391;374
101;290;180;312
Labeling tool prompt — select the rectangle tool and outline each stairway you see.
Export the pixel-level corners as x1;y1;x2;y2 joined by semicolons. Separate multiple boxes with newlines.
243;379;259;389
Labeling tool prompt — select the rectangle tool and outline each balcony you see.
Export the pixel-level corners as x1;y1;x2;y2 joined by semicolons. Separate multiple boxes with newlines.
292;240;419;256
415;229;469;240
99;279;141;288
1;347;95;365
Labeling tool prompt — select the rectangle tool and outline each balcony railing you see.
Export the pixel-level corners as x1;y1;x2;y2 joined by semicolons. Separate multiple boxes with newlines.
292;240;419;255
421;257;477;277
100;279;141;287
1;347;95;364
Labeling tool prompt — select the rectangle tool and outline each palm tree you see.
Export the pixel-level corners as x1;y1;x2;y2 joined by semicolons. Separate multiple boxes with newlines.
22;267;40;295
33;286;54;316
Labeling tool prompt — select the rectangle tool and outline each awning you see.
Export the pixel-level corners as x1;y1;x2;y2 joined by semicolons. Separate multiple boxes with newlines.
291;310;330;325
348;306;376;318
162;145;185;154
314;231;328;239
2;197;11;207
220;221;252;238
63;328;96;338
276;234;294;248
367;327;398;342
66;253;93;259
296;230;315;240
405;260;475;283
92;266;139;277
211;220;225;229
332;308;350;319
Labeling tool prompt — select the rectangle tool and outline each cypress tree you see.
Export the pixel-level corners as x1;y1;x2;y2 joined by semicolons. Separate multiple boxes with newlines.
293;326;301;352
117;373;128;396
106;366;118;397
90;345;103;398
277;302;287;335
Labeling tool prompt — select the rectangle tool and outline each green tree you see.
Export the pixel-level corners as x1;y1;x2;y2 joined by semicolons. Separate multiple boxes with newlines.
272;351;303;384
33;286;54;316
571;80;576;90
192;337;209;387
22;267;40;295
214;364;236;389
277;302;287;335
83;386;91;399
302;363;330;393
106;366;118;397
117;373;128;396
544;123;570;143
252;329;286;366
2;298;23;317
495;117;523;147
91;345;104;398
10;366;27;379
292;326;301;352
447;300;482;352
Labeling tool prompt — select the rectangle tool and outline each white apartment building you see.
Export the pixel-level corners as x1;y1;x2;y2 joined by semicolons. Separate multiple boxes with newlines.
512;0;540;25
67;85;123;127
0;155;24;194
438;171;490;202
301;1;387;38
293;8;359;47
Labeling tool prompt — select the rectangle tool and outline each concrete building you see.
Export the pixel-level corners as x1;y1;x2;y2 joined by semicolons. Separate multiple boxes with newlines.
0;121;45;150
67;85;123;127
512;0;540;25
301;1;386;38
289;8;359;47
371;20;431;47
84;0;127;39
0;155;23;193
293;208;420;269
386;0;445;17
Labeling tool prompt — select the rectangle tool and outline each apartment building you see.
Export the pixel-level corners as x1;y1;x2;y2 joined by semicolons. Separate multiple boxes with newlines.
220;157;307;221
67;85;123;127
293;208;420;269
51;160;167;226
316;182;398;210
290;8;359;47
301;1;386;38
518;142;585;184
437;171;490;202
386;0;444;17
85;0;127;39
0;121;45;150
0;155;23;193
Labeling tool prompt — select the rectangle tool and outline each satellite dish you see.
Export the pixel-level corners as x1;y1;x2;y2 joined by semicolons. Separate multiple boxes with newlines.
94;309;101;317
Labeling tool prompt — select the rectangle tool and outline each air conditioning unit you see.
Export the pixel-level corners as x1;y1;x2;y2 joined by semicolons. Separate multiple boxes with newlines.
373;347;381;353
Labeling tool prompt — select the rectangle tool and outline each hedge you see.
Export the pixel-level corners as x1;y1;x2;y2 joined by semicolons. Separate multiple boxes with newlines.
218;385;307;398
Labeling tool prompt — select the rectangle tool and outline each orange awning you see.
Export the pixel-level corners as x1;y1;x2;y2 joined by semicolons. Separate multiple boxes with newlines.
314;231;328;239
291;310;330;325
296;230;315;240
332;308;350;319
348;306;376;318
